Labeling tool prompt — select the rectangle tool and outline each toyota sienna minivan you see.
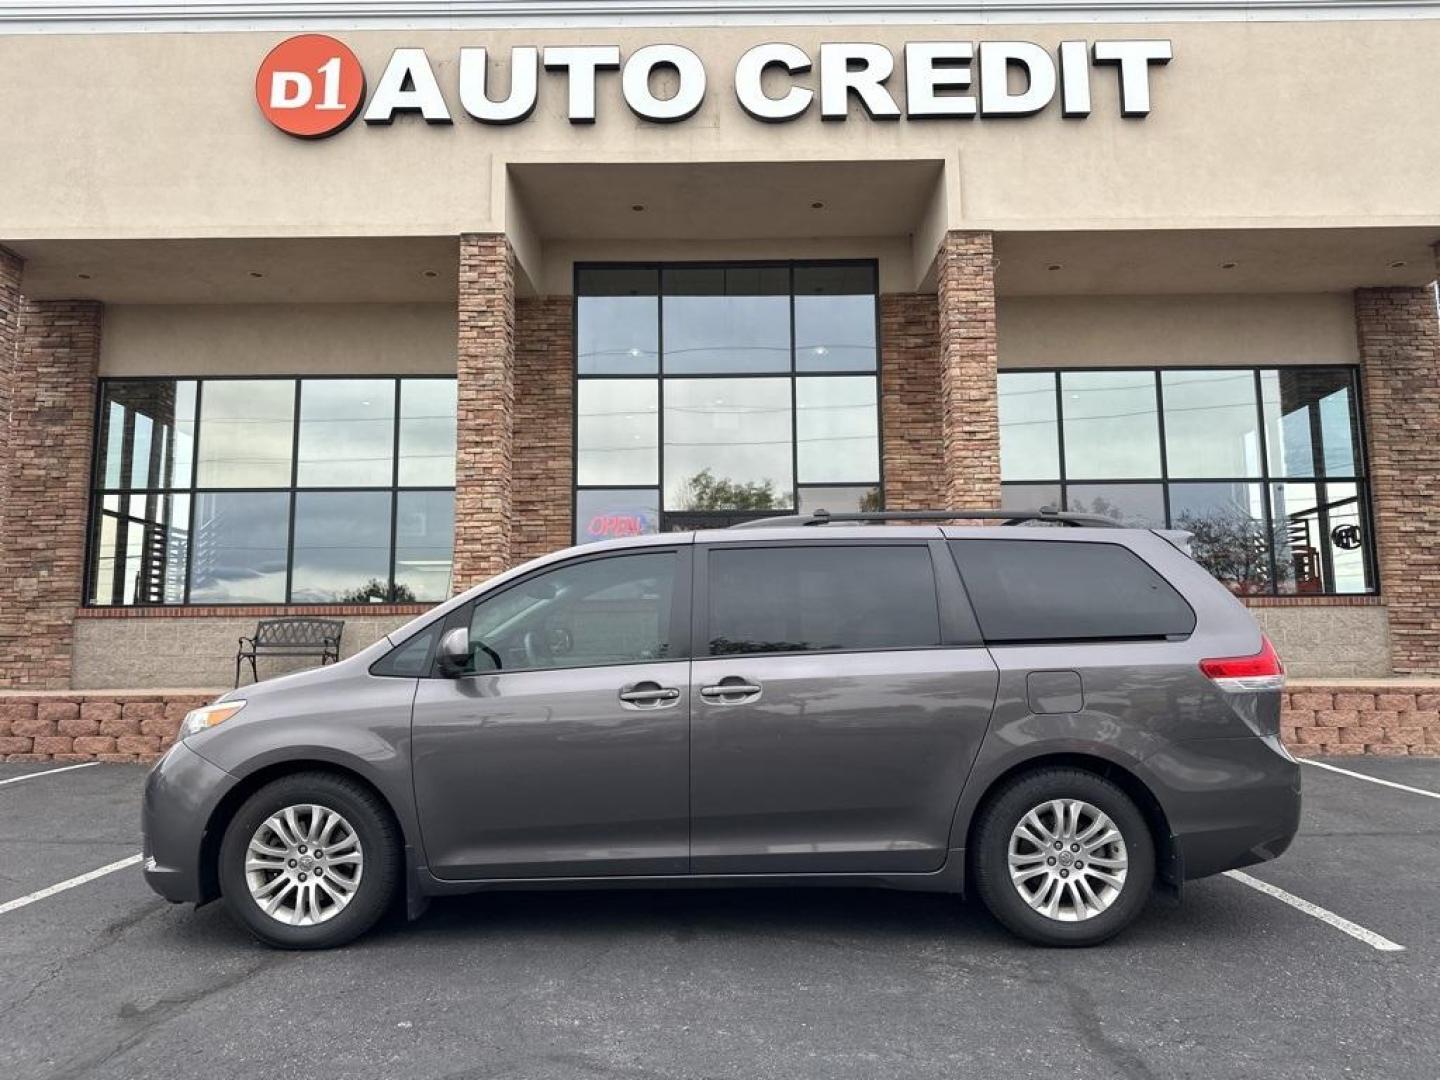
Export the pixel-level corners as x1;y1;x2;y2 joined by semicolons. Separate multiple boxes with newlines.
142;508;1300;949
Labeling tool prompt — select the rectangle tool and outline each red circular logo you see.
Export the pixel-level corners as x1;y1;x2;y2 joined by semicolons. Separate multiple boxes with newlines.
255;34;366;139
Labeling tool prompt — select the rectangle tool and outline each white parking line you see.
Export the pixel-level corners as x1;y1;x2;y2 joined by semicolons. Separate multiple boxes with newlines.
1225;870;1405;952
0;854;143;917
1300;758;1440;800
0;762;99;788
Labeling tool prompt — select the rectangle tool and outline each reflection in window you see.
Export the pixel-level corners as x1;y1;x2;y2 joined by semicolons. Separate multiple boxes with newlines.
662;266;791;374
665;378;794;510
290;491;393;603
797;486;881;514
197;380;295;488
89;376;457;606
1061;371;1161;479
1001;367;1372;596
188;491;290;604
794;265;877;372
297;379;395;487
1162;370;1262;478
576;380;659;486
575;489;660;545
999;372;1060;482
795;377;879;484
395;491;455;601
576;268;659;375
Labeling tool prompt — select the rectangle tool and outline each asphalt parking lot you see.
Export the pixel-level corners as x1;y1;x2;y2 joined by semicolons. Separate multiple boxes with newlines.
0;758;1436;1080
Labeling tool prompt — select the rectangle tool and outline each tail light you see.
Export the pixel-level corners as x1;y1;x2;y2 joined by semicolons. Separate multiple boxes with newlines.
1200;636;1286;693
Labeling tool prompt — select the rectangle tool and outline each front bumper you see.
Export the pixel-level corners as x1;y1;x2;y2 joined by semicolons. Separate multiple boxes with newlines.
1145;734;1302;881
141;740;236;903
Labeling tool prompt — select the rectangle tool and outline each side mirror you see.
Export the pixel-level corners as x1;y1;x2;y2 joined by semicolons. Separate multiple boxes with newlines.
437;627;471;678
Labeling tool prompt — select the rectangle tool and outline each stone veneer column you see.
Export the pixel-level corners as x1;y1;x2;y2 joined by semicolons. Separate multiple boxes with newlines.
512;296;574;563
0;300;102;689
451;234;516;592
880;293;945;510
936;231;1001;508
1355;283;1440;675
0;246;22;528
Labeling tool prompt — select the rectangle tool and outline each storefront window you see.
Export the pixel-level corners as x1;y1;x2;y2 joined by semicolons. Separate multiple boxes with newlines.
88;376;457;606
574;261;881;538
1000;367;1374;595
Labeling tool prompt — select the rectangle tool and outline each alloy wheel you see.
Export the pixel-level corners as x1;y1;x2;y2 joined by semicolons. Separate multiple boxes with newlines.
1007;798;1129;923
244;803;365;926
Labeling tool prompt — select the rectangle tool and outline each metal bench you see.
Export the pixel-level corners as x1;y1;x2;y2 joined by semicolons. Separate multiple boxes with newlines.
235;618;344;687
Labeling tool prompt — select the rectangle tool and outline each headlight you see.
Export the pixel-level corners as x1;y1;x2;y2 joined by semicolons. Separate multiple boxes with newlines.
182;701;246;739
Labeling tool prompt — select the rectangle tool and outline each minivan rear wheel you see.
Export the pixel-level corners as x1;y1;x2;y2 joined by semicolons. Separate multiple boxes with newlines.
218;772;400;949
972;767;1154;947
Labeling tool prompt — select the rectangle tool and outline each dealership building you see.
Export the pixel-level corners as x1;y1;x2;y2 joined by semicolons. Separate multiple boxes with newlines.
1;1;1439;756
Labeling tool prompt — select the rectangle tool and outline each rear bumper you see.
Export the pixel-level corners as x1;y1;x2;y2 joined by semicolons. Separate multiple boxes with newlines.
1146;735;1302;881
141;741;236;904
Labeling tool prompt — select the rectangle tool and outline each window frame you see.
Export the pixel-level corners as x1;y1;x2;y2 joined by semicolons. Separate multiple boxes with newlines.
85;373;458;608
998;365;1378;597
571;260;885;540
693;538;984;661
431;545;694;678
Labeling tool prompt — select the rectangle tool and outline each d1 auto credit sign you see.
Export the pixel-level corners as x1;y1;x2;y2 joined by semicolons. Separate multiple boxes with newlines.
256;34;1172;139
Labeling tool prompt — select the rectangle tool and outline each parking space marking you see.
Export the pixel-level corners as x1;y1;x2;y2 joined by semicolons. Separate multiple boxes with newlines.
1300;758;1440;800
1224;869;1405;952
0;762;99;788
0;854;142;917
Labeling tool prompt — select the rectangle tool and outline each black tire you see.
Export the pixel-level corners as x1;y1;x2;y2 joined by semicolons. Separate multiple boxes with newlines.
972;767;1155;947
218;771;401;950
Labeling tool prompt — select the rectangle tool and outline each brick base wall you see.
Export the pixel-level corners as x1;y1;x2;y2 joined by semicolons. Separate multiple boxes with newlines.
0;691;217;763
5;683;1437;764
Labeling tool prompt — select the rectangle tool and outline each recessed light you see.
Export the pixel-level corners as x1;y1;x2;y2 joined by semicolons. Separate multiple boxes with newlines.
631;204;645;212
1220;262;1238;270
77;273;92;280
1047;264;1063;272
248;271;265;278
1389;260;1408;269
810;201;825;210
423;270;439;278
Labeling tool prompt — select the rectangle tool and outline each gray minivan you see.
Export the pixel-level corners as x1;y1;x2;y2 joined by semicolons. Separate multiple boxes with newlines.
142;509;1300;949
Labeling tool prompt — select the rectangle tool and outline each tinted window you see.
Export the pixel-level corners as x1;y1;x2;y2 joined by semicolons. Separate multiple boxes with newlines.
372;627;438;678
949;540;1195;643
459;552;676;674
706;546;940;655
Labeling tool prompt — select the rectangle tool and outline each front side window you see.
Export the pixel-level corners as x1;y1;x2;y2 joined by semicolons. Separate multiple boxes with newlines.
457;552;677;674
705;545;940;655
574;262;882;538
88;377;457;606
999;367;1375;596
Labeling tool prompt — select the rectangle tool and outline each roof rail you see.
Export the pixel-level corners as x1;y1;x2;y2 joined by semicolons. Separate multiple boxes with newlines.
730;507;1126;529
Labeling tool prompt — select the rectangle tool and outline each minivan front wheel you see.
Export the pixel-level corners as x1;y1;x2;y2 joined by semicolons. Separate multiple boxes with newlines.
973;768;1154;947
218;772;400;949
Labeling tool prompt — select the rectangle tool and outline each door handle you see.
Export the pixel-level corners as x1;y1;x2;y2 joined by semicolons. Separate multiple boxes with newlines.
699;682;762;701
619;686;681;703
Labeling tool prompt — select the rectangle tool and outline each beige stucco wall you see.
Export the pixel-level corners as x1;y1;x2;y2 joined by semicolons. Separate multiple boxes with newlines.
72;614;417;690
100;302;457;376
1249;606;1391;679
996;292;1359;369
3;18;1440;241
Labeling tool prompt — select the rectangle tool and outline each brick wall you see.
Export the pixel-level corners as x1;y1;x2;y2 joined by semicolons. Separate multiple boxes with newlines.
1355;286;1440;675
0;300;102;689
0;692;215;762
452;234;516;593
1284;684;1440;757
0;246;22;530
936;231;1001;509
880;292;945;510
512;296;574;562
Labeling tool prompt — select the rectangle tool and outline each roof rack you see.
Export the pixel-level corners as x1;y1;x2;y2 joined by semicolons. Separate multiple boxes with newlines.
730;507;1126;529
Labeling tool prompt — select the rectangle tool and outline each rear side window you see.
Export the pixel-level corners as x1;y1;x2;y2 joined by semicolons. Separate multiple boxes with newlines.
706;545;941;655
948;539;1195;644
